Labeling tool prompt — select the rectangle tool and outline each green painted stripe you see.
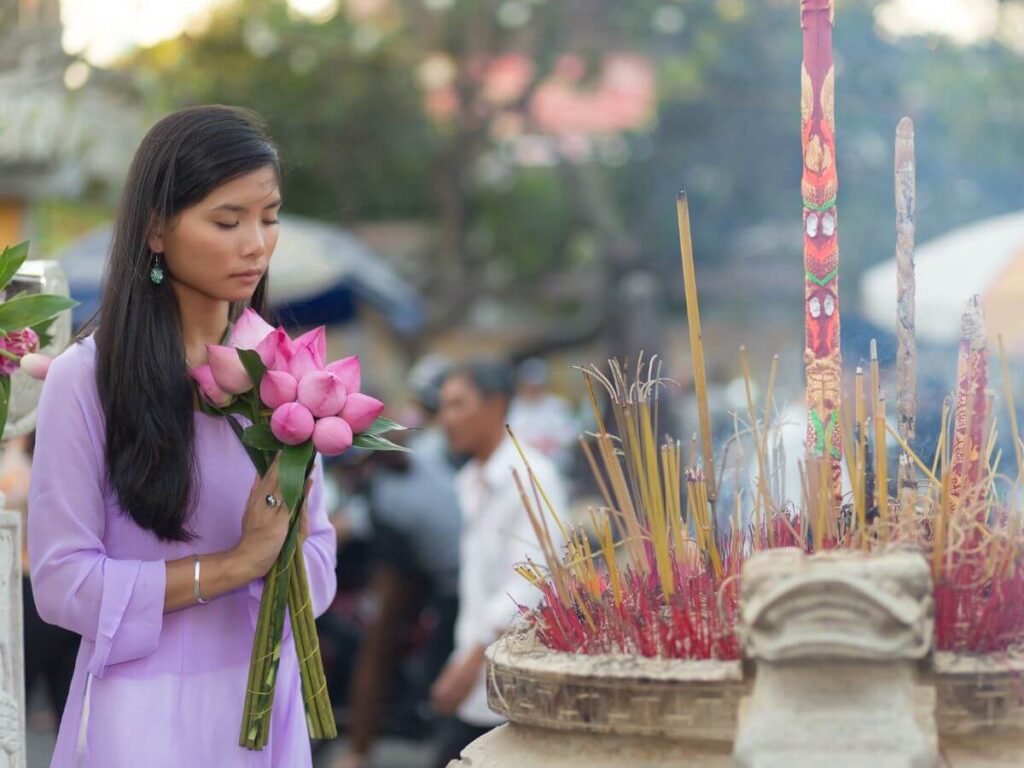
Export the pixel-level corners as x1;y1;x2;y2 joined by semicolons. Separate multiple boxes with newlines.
803;196;837;213
806;266;839;286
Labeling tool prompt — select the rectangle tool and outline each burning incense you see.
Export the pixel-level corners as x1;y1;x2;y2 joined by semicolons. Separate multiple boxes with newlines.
870;340;890;535
895;117;918;503
949;297;988;511
800;0;843;489
676;192;717;508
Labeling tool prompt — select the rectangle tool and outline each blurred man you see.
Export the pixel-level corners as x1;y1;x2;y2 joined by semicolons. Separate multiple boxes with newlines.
430;360;567;768
508;357;578;472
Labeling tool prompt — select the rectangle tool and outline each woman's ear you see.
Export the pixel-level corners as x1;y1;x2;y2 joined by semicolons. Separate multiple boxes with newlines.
147;218;165;254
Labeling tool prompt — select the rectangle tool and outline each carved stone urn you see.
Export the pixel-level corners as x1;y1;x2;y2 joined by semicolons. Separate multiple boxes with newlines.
452;548;1023;767
450;630;748;767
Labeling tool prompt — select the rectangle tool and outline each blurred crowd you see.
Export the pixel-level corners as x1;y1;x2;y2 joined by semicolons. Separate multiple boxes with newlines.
13;340;969;767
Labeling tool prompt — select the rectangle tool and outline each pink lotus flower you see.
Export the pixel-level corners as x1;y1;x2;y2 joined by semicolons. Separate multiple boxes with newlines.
229;308;275;350
256;327;290;369
312;417;354;456
297;371;348;418
206;344;253;395
258;326;324;381
293;326;326;368
341;392;384;433
0;328;39;376
326;356;361;394
271;402;315;445
285;343;320;382
189;364;234;408
261;370;298;409
19;352;52;380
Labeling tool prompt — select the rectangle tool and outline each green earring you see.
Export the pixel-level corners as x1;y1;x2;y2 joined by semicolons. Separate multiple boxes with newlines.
150;253;165;285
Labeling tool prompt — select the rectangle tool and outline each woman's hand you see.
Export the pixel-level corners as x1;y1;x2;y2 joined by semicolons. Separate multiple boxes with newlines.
234;457;289;580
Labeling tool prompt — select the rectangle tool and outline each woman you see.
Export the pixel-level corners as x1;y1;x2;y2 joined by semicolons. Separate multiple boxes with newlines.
28;106;338;766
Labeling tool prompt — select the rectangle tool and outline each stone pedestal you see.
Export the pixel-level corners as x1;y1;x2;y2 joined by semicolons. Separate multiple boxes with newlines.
733;548;937;768
933;652;1024;766
0;512;25;768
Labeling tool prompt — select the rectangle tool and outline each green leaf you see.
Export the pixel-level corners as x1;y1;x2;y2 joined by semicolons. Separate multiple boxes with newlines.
352;433;412;452
0;242;30;293
29;317;56;351
226;415;269;475
0;295;78;333
279;441;315;513
364;416;409;436
0;376;10;437
237;348;266;392
243;423;284;451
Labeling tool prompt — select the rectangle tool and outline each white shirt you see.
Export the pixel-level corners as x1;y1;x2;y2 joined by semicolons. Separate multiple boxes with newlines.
451;434;568;726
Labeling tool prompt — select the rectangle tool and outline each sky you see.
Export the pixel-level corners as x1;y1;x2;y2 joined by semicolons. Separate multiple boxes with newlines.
60;0;999;67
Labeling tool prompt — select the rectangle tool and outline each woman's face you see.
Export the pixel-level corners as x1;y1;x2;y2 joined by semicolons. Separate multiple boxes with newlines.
149;165;281;305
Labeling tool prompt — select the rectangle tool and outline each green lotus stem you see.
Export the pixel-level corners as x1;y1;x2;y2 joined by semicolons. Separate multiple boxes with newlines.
288;553;319;735
240;493;304;749
240;558;281;748
288;546;336;738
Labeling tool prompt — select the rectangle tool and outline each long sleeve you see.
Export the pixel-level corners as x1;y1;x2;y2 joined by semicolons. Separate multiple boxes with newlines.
28;343;167;679
247;456;338;630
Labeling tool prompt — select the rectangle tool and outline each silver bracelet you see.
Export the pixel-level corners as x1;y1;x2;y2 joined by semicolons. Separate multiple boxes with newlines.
193;554;210;605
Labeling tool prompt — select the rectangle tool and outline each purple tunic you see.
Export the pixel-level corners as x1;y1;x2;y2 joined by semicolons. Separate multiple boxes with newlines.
28;336;338;767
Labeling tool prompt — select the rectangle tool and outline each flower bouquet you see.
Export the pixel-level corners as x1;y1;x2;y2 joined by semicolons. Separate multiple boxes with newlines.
0;241;79;429
189;308;406;749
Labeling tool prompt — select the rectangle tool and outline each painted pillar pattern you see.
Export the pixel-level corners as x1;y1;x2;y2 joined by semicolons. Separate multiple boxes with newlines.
801;0;842;484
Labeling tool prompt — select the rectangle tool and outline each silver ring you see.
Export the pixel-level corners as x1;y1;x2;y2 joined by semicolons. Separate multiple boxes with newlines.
265;494;280;508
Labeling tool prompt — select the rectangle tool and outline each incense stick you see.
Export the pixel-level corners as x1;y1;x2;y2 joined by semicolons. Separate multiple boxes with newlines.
895;116;918;504
676;192;717;508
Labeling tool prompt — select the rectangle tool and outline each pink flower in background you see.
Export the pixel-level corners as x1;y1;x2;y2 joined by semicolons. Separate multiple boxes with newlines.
261;370;298;409
19;352;52;380
297;371;348;418
271;402;315;446
189;364;233;408
206;344;254;394
341;393;385;433
312;417;354;456
0;328;39;376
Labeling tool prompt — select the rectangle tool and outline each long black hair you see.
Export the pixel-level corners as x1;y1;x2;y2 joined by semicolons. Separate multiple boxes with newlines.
92;105;280;542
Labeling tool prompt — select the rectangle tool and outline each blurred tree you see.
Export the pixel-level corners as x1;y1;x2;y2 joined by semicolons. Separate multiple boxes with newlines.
124;0;1024;358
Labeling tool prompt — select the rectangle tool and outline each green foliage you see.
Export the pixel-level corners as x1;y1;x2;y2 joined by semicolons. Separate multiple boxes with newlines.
242;422;285;451
237;349;267;392
0;295;79;336
279;441;315;514
0;242;29;293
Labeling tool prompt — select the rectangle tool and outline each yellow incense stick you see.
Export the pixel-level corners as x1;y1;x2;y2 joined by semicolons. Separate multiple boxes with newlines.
677;192;717;507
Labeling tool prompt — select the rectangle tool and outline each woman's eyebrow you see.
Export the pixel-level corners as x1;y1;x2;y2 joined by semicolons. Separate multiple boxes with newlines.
210;199;282;213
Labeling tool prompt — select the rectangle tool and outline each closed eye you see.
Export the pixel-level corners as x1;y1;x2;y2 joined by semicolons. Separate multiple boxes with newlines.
215;221;239;230
263;219;280;226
